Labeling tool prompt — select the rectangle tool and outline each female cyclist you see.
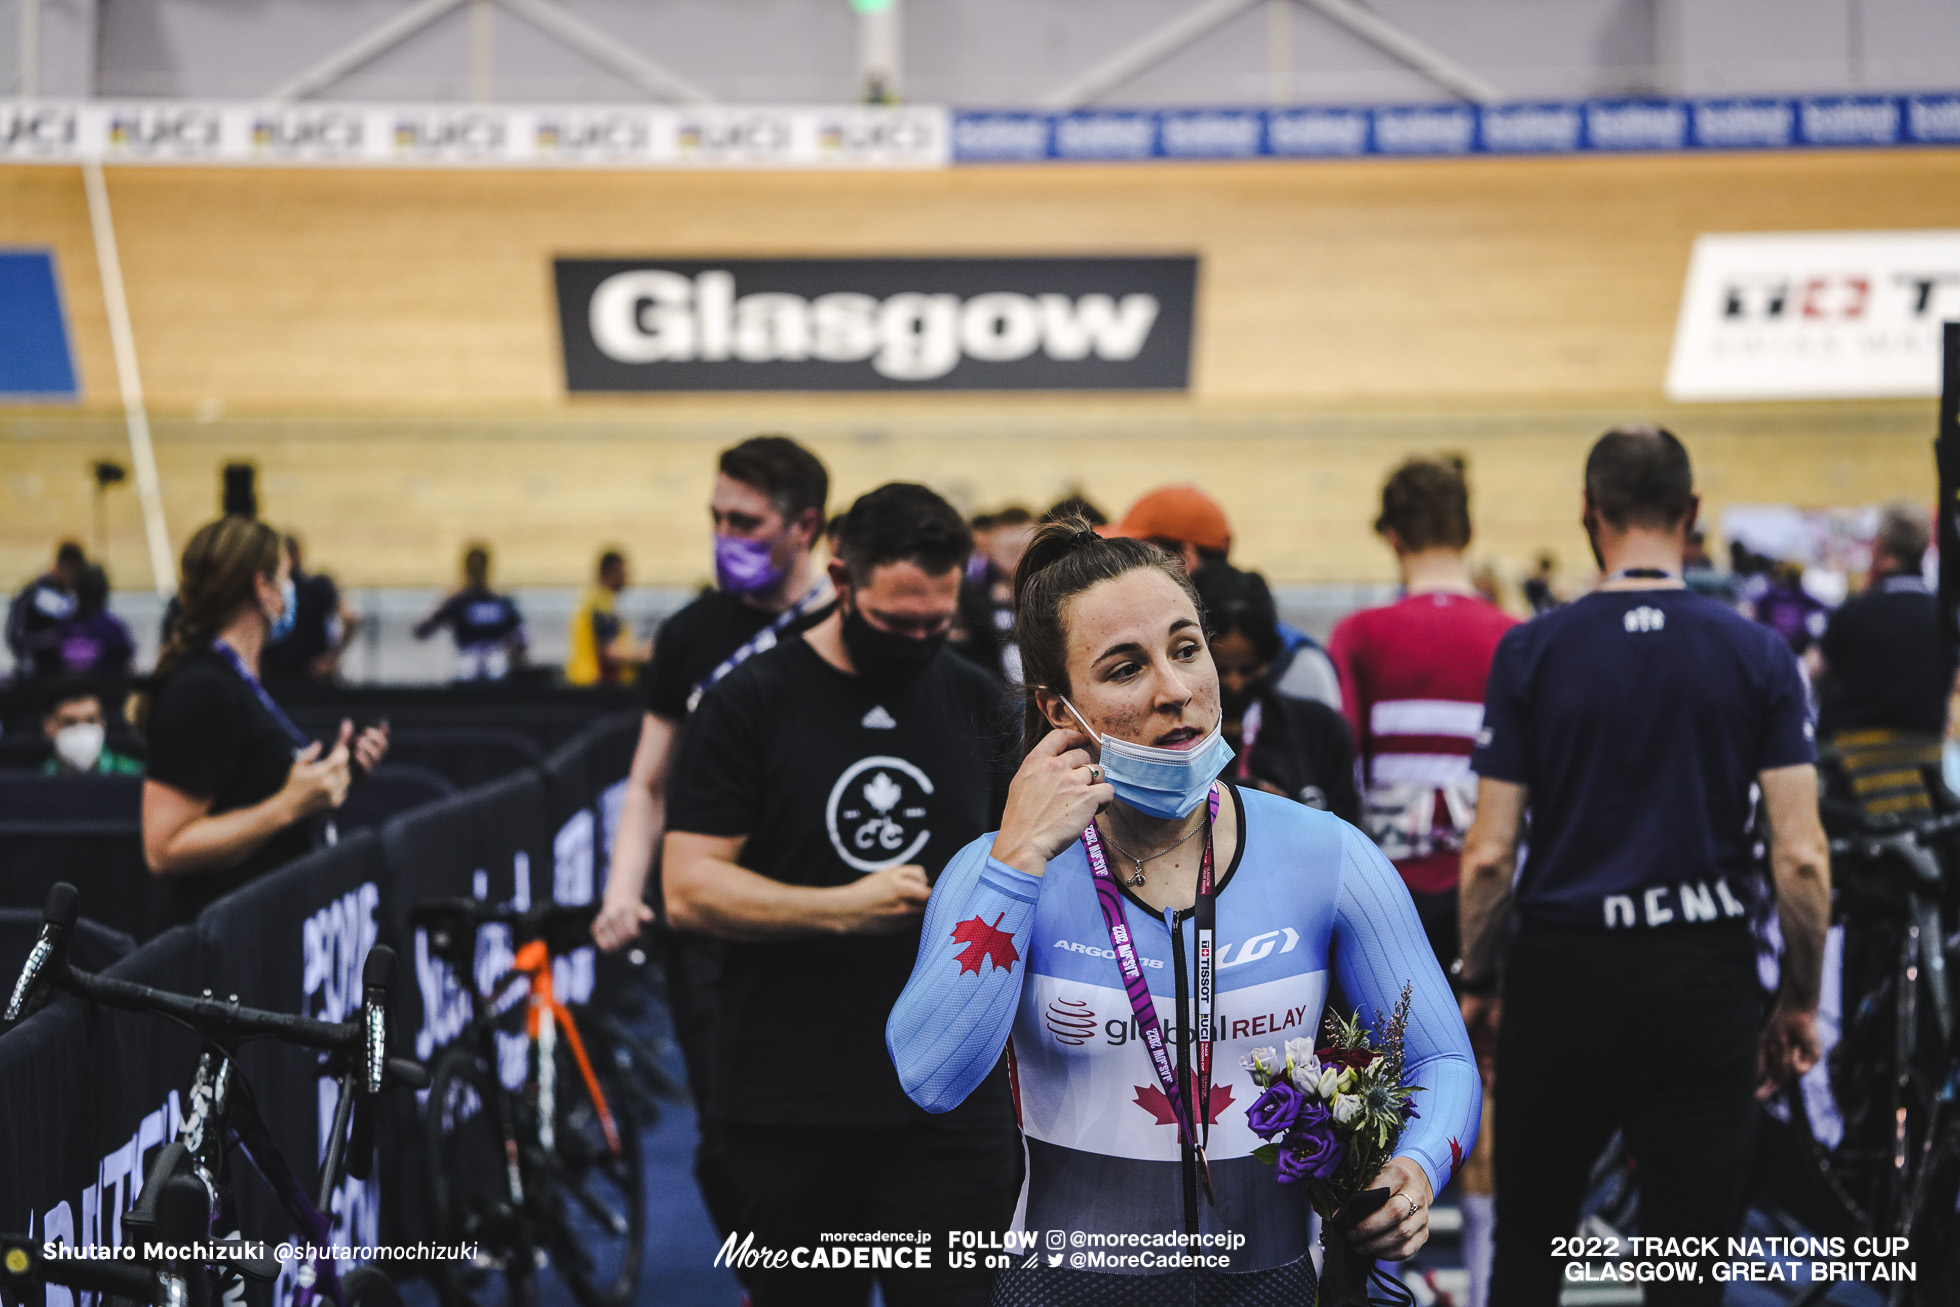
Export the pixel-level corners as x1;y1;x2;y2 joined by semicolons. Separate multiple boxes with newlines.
888;520;1479;1302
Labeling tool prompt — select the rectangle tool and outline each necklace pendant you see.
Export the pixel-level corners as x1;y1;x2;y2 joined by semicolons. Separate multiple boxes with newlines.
1127;863;1147;888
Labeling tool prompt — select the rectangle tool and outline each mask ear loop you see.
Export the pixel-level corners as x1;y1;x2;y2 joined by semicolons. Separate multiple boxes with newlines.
1052;693;1103;749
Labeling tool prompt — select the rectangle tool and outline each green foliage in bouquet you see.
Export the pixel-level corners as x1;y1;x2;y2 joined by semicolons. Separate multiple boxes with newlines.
1241;983;1423;1220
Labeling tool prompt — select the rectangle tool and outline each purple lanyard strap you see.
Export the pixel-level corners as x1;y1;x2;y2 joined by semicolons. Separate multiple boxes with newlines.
1080;784;1221;1205
212;639;312;751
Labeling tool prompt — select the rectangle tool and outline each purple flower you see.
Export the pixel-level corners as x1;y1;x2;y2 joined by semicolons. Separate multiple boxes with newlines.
1274;1121;1346;1184
1246;1082;1306;1138
1399;1099;1421;1121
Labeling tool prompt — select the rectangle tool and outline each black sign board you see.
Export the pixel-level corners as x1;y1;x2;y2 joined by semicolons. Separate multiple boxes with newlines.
554;256;1197;392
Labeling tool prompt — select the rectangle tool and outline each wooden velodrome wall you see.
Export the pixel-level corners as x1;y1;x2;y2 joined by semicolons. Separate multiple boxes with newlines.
2;149;1954;591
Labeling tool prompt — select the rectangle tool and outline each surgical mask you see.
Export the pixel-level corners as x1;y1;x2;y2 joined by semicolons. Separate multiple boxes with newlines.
1061;697;1235;819
53;722;105;773
268;577;297;643
842;602;945;682
715;534;788;595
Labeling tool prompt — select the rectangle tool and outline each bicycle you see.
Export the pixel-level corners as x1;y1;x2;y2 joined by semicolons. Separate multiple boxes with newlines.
409;895;644;1307
4;882;429;1307
1749;804;1960;1305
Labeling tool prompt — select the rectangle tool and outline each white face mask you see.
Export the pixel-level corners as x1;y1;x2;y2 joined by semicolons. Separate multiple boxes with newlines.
53;722;105;773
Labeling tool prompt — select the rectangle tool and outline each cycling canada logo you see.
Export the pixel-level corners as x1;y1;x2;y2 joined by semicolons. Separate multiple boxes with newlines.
826;756;934;873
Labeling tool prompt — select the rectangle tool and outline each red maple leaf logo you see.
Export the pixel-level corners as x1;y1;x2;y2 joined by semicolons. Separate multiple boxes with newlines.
1132;1075;1237;1126
951;913;1020;975
1449;1137;1464;1173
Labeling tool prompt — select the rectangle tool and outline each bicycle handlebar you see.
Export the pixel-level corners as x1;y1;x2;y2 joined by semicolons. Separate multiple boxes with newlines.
1827;807;1960;859
409;895;601;955
5;883;426;1092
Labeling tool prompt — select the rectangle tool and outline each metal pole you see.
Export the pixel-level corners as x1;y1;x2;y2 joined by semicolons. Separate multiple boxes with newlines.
496;0;714;104
80;162;173;597
19;0;39;98
267;0;469;102
1267;0;1291;105
1297;0;1499;102
854;0;901;103
471;0;494;101
1042;0;1261;110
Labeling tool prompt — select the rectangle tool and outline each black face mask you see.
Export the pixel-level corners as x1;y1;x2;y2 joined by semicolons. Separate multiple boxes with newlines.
842;602;946;682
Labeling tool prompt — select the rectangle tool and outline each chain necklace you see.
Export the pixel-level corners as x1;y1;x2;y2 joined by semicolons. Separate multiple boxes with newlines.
1096;814;1208;888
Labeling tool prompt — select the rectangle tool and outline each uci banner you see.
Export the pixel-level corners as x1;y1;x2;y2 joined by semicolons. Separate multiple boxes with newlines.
1665;230;1960;401
553;256;1198;392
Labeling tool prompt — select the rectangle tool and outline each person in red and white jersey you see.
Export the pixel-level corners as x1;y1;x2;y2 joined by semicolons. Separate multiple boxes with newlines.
1328;456;1515;1307
1327;457;1517;968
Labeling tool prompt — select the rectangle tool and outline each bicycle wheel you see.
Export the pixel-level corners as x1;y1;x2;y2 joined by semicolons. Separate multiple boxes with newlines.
424;1045;539;1307
537;1015;644;1307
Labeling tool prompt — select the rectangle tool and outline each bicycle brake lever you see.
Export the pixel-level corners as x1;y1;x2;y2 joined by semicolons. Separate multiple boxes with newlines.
6;882;78;1022
361;946;395;1095
386;1056;431;1090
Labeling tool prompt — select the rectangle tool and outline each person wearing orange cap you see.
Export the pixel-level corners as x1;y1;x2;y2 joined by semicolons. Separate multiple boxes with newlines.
1105;486;1344;709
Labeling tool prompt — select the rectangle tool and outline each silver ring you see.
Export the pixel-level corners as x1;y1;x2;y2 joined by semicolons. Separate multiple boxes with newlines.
1087;763;1103;783
1401;1194;1419;1220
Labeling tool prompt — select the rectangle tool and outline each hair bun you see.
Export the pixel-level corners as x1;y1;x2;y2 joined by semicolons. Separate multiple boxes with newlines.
1073;529;1101;549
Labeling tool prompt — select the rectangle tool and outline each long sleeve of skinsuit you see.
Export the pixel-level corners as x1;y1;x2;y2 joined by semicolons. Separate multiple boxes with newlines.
887;834;1037;1114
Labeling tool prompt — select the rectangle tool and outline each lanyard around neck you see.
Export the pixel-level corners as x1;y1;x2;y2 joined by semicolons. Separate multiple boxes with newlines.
688;580;832;713
211;639;311;750
1079;784;1222;1209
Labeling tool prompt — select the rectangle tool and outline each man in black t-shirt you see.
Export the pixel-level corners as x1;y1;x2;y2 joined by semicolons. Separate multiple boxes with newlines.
1459;427;1831;1306
592;435;834;1243
1817;503;1950;743
665;483;1021;1307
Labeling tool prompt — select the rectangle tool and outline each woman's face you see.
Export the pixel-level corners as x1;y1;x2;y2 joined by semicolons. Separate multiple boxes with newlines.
1042;568;1219;751
1209;630;1271;720
252;552;293;629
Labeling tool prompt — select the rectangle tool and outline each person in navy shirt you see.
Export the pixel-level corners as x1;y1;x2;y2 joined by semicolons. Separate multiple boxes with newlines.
1458;426;1830;1306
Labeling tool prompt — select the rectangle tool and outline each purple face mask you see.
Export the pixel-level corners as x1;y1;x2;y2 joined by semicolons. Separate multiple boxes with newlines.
714;534;788;595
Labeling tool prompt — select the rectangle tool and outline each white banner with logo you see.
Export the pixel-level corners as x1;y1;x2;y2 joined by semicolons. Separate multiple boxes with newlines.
0;100;949;169
1666;230;1960;401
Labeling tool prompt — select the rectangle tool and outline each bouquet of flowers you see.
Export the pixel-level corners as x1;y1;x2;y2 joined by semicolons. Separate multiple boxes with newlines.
1242;984;1423;1305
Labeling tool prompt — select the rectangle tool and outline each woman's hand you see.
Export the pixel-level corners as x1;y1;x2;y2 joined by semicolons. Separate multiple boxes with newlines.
1348;1156;1434;1261
991;729;1114;878
350;720;390;775
282;724;353;817
592;891;655;952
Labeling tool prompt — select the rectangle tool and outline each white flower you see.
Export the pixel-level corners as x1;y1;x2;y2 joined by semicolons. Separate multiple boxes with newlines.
1288;1051;1324;1096
1331;1093;1363;1125
1241;1046;1281;1080
1316;1066;1343;1099
1283;1037;1317;1070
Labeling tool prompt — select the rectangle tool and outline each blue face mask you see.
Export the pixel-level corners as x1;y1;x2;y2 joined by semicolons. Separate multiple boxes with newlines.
268;577;297;643
1061;698;1235;819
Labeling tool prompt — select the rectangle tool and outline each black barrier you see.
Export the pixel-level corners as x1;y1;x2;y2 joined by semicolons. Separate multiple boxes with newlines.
369;726;543;790
0;711;641;1274
0;927;203;1259
0;776;157;940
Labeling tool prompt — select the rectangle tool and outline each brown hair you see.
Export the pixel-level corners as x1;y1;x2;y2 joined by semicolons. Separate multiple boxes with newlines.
1874;501;1930;572
1012;517;1200;753
1374;457;1472;552
135;515;283;731
1584;424;1694;531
